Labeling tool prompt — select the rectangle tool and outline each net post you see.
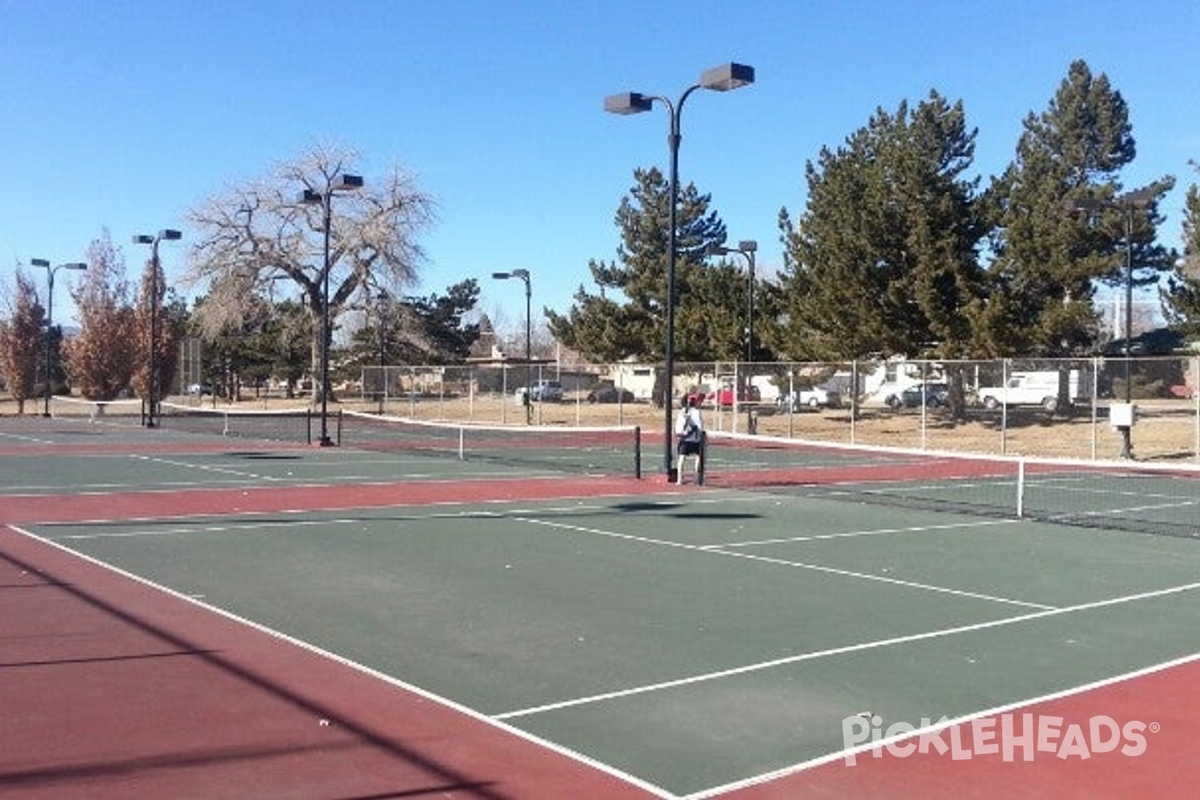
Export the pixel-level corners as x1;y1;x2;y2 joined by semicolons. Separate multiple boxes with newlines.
1016;457;1026;519
458;426;465;460
634;425;642;479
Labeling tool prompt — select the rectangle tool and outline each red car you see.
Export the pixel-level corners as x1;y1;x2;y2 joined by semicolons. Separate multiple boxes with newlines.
707;383;761;407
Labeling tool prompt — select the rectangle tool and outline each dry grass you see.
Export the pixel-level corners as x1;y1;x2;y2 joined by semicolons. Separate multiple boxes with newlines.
6;391;1198;464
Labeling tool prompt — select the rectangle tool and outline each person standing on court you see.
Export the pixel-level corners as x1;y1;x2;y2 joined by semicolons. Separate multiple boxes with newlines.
675;395;705;485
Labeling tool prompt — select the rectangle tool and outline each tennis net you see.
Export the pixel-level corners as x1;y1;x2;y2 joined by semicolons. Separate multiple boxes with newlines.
338;410;642;478
701;430;1200;539
159;402;314;443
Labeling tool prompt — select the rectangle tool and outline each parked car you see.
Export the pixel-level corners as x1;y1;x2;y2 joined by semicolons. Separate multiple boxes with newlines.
187;382;215;396
707;382;761;407
889;382;950;409
778;387;841;411
975;371;1084;412
586;385;635;404
515;380;564;402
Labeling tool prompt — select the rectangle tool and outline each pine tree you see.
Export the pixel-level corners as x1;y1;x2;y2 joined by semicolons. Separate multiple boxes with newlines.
776;91;986;361
984;60;1174;356
346;279;482;368
547;167;728;363
1164;174;1200;337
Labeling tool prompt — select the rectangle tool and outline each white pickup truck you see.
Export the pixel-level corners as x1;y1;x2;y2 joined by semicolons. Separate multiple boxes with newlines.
976;371;1082;412
777;387;841;411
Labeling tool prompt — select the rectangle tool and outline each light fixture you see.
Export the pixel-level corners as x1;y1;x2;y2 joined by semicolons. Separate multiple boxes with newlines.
606;62;755;478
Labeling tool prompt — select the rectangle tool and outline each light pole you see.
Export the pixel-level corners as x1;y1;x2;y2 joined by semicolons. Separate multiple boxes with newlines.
606;62;755;477
1068;188;1155;459
133;229;182;428
1116;188;1157;459
706;240;759;433
493;269;532;424
299;174;364;446
706;240;758;361
375;290;388;414
32;259;87;417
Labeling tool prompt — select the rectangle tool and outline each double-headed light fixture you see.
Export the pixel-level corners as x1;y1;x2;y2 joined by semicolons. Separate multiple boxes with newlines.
133;229;182;428
299;174;364;446
605;62;755;476
31;258;87;417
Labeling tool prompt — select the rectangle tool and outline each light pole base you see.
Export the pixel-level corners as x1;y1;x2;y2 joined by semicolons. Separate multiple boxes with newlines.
1118;425;1133;460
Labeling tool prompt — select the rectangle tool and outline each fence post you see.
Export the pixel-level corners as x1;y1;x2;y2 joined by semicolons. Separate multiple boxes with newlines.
1194;355;1199;463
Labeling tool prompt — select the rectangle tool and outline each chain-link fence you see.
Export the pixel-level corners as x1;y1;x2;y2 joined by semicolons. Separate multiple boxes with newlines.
358;357;1200;462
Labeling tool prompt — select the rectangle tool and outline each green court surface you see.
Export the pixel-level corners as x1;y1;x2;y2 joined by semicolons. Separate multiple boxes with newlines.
4;417;1200;796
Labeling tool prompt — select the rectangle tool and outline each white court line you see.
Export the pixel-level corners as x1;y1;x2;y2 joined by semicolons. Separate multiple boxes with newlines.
704;518;1015;549
0;431;56;444
1054;498;1200;521
56;510;506;540
513;516;1053;610
3;470;564;500
131;454;282;482
496;578;1200;722
22;490;636;528
49;502;617;541
685;648;1200;799
5;524;675;799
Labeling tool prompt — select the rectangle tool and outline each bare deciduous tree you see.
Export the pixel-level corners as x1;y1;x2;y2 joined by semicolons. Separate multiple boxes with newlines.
184;144;436;403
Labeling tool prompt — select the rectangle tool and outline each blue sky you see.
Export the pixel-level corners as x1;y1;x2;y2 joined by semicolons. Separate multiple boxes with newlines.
2;1;1197;332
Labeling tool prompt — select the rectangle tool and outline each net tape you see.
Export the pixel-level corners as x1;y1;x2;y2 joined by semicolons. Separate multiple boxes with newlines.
338;411;642;477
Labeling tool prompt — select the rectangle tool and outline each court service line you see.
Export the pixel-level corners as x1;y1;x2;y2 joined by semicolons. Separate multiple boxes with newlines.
0;431;55;444
130;454;282;482
703;518;1015;549
495;578;1200;721
51;502;639;540
55;510;508;540
514;516;1053;610
1053;497;1200;522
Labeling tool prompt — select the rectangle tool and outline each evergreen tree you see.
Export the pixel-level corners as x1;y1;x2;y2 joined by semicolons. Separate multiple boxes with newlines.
984;60;1174;356
776;91;987;362
1164;171;1200;337
346;279;482;368
402;279;482;364
547;167;727;363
